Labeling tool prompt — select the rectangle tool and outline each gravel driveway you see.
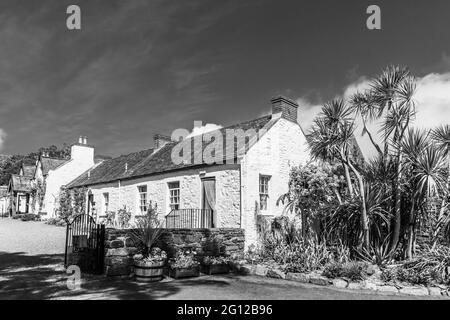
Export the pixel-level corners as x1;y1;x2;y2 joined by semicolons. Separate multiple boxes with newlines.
0;218;66;255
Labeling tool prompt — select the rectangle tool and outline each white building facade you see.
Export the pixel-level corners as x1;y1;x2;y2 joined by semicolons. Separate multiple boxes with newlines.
67;96;310;247
34;137;95;218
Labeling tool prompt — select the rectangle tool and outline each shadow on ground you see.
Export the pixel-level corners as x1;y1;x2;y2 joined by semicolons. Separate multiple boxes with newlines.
0;251;230;300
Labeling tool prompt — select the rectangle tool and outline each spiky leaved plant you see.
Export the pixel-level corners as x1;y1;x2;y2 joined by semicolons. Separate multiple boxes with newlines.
130;201;162;258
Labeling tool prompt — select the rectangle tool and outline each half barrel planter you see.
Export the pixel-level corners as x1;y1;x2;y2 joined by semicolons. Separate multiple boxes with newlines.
134;260;166;282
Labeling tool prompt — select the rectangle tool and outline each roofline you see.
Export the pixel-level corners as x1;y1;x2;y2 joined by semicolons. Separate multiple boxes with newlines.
67;161;243;189
67;114;279;189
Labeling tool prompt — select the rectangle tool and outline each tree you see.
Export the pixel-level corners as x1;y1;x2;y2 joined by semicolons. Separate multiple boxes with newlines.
429;125;450;248
400;129;448;258
307;99;371;249
351;65;416;252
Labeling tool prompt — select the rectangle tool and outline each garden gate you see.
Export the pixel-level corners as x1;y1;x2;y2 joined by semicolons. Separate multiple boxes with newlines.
64;214;105;274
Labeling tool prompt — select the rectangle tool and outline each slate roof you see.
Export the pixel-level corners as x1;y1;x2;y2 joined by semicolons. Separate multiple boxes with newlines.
21;164;35;177
41;157;69;175
67;114;275;188
9;175;33;192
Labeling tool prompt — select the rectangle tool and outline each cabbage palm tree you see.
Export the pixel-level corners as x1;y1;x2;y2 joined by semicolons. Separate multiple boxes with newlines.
430;125;450;248
308;99;370;248
351;65;417;252
401;129;448;259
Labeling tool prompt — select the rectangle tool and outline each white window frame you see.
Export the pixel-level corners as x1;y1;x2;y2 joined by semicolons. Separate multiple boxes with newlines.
138;185;148;214
168;181;180;211
103;192;109;215
259;175;271;211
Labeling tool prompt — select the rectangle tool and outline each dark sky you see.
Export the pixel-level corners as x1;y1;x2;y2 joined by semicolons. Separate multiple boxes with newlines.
1;0;450;157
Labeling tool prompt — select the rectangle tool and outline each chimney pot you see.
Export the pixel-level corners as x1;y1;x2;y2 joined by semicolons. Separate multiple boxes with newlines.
83;136;88;145
270;96;299;122
153;134;172;150
78;136;83;144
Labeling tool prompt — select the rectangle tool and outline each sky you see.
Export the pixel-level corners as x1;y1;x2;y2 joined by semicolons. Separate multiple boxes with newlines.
0;0;450;159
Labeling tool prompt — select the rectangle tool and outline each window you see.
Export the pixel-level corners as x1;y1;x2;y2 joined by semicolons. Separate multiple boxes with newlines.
103;193;109;214
138;185;147;214
168;181;180;210
259;175;270;211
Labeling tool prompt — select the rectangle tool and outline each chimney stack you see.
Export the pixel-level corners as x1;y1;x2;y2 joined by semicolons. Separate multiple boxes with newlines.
270;96;299;123
153;134;172;150
78;136;88;145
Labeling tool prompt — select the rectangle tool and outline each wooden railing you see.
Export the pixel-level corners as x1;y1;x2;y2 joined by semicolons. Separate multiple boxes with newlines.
165;209;214;228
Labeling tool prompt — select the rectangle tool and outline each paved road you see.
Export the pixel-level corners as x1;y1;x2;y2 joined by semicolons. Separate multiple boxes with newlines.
0;219;446;300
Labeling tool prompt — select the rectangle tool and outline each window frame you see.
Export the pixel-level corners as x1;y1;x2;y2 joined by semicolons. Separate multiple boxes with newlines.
168;181;180;211
137;185;148;214
259;175;271;211
103;192;109;214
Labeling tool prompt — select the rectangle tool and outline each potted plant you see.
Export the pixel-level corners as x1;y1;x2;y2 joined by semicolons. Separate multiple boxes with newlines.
130;201;166;282
168;250;200;279
202;256;231;275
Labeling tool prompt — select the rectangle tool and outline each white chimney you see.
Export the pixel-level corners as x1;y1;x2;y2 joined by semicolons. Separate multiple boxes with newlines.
71;136;94;165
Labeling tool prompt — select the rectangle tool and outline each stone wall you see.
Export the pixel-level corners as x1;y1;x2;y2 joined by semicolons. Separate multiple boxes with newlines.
104;228;245;276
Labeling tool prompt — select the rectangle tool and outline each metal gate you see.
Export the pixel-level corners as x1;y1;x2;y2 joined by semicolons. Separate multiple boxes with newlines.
64;214;105;274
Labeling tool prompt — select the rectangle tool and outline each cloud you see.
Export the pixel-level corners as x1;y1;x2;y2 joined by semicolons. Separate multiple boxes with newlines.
0;129;6;151
296;71;450;160
414;72;450;129
186;122;223;138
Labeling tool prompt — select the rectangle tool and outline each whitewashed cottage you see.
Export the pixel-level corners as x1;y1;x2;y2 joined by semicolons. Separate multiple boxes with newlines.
66;96;310;247
33;137;95;218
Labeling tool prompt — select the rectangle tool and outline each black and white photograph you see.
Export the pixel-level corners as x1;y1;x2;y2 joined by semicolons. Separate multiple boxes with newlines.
0;0;450;305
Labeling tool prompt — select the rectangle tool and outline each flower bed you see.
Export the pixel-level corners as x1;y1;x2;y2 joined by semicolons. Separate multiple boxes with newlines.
202;256;231;275
229;259;449;297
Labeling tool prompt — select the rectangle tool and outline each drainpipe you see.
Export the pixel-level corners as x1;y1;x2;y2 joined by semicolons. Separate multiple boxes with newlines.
239;161;243;229
118;180;121;209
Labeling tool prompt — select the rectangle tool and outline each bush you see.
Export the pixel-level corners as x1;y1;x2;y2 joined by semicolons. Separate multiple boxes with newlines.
323;261;369;281
45;217;67;227
12;213;40;221
380;245;450;286
20;213;40;221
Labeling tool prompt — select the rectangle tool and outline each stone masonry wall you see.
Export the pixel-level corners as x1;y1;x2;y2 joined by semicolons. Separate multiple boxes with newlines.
104;228;245;276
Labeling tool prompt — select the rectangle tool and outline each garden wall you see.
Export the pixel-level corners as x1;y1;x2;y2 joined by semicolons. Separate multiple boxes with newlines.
104;228;245;276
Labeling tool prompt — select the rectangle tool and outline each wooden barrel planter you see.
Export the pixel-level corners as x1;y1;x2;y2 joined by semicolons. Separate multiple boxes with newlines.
134;260;165;282
203;263;230;275
169;266;200;279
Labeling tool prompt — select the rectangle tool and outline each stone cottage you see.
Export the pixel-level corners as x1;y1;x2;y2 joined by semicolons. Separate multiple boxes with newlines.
7;162;36;216
66;96;310;247
33;137;95;218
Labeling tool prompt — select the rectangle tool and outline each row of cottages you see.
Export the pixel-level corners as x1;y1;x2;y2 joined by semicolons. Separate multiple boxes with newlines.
66;96;310;246
7;139;96;217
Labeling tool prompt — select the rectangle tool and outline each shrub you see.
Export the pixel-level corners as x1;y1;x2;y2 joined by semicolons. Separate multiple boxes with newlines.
272;239;335;273
20;213;40;221
117;207;132;228
323;261;369;281
45;217;67;227
380;245;450;285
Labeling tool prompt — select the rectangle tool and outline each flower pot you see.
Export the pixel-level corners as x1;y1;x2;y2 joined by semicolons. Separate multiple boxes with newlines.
203;263;230;275
169;266;200;279
134;260;165;282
